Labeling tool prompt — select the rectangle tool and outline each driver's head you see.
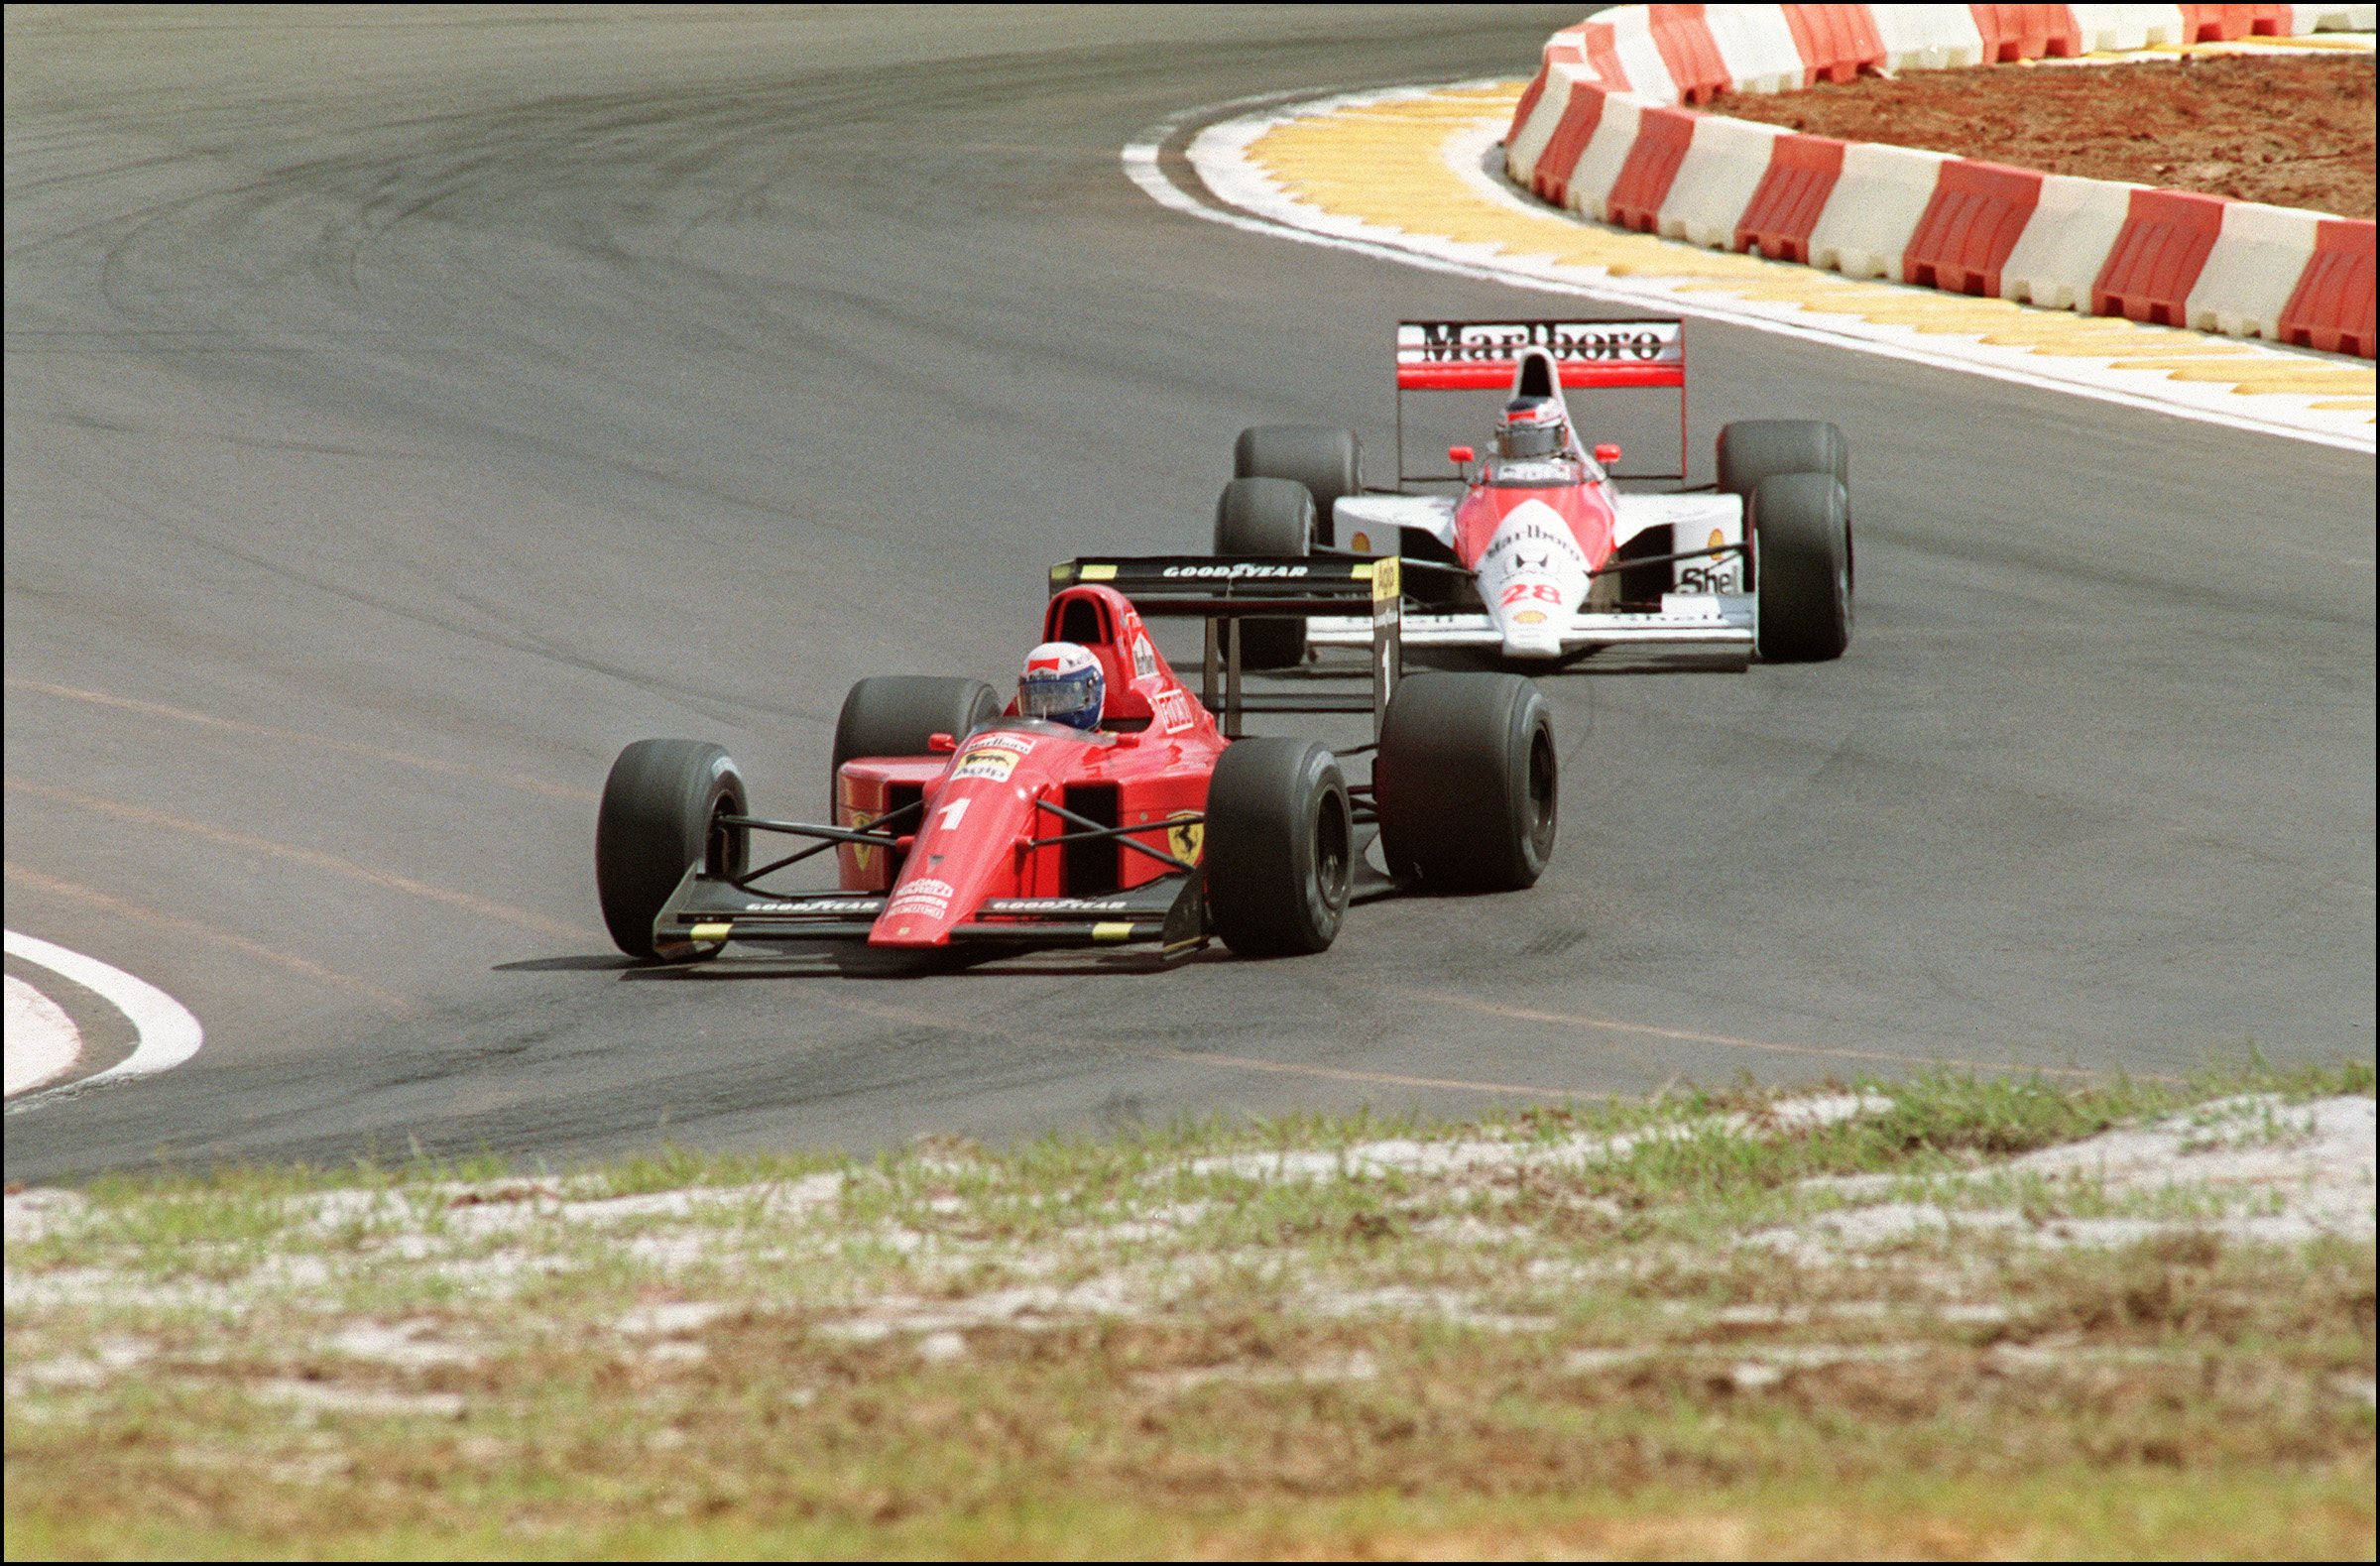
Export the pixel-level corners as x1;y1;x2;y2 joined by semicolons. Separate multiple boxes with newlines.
1017;642;1105;732
1496;396;1566;458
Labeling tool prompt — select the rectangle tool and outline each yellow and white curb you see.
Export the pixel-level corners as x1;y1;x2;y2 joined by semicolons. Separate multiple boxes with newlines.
1139;81;2373;454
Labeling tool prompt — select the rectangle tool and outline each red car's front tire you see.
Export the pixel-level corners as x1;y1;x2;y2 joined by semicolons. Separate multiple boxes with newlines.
1204;737;1351;957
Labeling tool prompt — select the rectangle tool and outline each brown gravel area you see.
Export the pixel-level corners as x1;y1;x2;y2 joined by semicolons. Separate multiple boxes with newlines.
1709;51;2374;219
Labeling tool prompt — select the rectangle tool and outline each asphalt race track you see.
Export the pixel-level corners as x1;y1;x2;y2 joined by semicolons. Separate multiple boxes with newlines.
6;7;2372;1182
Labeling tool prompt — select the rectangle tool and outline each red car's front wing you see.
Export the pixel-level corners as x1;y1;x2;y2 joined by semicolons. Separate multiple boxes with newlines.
650;857;1207;960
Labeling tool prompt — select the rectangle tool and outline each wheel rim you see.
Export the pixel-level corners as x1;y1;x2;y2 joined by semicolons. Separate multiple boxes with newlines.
1836;521;1852;642
706;789;746;879
1524;721;1557;861
1310;786;1352;930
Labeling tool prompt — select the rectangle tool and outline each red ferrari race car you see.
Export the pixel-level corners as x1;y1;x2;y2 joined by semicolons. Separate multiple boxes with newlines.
1207;317;1850;667
594;560;1556;964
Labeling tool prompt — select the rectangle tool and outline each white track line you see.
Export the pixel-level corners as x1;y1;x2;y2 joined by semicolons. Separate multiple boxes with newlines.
4;929;202;1104
1124;86;2375;456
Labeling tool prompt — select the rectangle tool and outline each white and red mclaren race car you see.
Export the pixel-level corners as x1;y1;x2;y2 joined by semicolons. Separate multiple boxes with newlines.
1208;318;1851;667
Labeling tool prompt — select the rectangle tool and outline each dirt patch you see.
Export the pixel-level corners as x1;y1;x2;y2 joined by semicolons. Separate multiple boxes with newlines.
1709;52;2374;219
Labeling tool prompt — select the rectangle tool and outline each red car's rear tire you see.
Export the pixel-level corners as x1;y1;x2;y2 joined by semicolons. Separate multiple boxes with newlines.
831;676;1003;811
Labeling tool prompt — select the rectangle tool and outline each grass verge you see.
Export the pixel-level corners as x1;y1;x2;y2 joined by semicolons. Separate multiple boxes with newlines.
7;1060;2372;1559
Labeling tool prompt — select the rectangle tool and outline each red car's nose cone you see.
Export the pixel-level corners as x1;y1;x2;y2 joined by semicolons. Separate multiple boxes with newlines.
870;724;1086;946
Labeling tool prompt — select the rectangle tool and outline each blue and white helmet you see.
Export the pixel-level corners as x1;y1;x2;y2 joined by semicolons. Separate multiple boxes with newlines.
1018;642;1104;732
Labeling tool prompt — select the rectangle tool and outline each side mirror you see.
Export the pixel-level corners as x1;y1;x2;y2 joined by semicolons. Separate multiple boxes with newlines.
926;732;957;753
1594;443;1622;466
1447;444;1475;465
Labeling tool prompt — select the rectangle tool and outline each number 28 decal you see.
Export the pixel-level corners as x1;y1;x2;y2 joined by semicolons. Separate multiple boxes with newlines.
1499;581;1565;607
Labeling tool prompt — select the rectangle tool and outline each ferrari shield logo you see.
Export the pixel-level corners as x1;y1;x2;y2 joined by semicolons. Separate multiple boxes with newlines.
1166;810;1204;865
849;808;881;876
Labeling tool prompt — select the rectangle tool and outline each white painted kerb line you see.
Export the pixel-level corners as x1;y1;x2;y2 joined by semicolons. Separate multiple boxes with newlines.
4;929;202;1097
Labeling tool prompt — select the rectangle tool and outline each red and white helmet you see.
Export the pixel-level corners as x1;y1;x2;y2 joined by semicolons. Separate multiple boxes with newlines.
1017;642;1105;732
1495;396;1568;459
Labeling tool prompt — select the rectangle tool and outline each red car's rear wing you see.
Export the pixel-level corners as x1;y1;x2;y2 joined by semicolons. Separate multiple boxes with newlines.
1048;555;1409;739
1394;317;1688;482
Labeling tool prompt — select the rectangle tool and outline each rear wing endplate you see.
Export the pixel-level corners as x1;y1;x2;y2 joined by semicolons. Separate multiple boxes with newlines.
1394;317;1688;484
1048;555;1406;739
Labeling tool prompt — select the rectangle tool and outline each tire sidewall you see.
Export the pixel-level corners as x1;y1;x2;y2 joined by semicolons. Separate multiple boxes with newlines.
1204;737;1351;956
1375;673;1557;893
1718;419;1846;500
1751;472;1851;663
1234;424;1360;548
1213;475;1313;555
1213;476;1312;669
1504;683;1557;885
1292;747;1353;948
1719;420;1848;595
832;676;1004;810
596;739;747;959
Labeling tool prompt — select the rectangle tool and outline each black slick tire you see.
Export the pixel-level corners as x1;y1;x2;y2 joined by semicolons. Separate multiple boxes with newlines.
1233;424;1361;546
1212;475;1313;670
1717;419;1848;511
1750;472;1852;663
596;739;749;960
831;676;1003;808
1203;737;1352;957
1374;672;1557;893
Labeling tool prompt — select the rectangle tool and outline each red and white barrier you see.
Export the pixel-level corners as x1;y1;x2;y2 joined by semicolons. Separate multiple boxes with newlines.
1871;8;1985;70
2193;198;2329;339
1810;141;1954;279
2281;219;2377;354
2001;174;2147;308
1662;113;1785;247
1505;5;2377;358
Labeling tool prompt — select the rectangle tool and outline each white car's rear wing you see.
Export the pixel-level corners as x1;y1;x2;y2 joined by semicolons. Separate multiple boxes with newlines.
1393;317;1689;484
1394;319;1684;390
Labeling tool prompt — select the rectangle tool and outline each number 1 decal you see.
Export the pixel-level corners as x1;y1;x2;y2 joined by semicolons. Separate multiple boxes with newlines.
937;798;970;832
